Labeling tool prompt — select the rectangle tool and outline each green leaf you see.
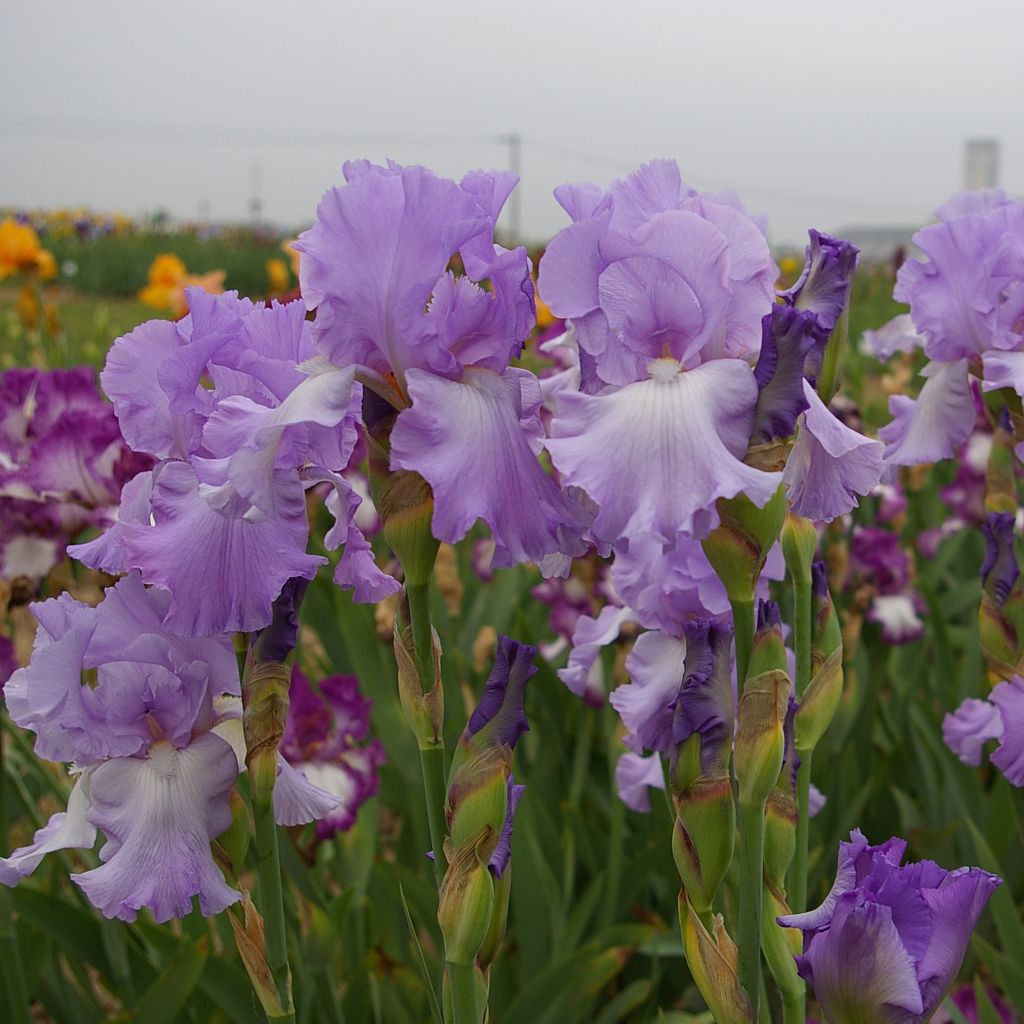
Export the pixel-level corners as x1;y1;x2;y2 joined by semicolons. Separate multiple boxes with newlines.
9;887;112;977
973;975;1005;1024
397;883;443;1024
132;938;208;1024
965;818;1024;965
592;978;652;1024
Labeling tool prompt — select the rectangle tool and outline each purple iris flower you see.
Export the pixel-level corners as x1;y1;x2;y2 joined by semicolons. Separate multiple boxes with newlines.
861;314;924;360
279;666;385;839
779;830;1001;1024
848;526;925;644
981;512;1019;605
72;291;392;636
295;161;589;577
943;676;1024;786
615;751;666;812
0;573;340;920
0;367;150;581
882;191;1024;466
539;160;782;551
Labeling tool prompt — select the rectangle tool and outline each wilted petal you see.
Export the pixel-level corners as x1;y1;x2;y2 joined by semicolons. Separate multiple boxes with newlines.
943;698;1003;767
549;359;781;547
72;736;239;922
880;360;974;466
391;366;589;572
784;380;884;522
615;751;665;812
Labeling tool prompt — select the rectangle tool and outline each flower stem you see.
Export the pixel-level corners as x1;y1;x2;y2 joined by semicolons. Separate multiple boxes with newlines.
448;961;480;1024
737;800;766;1020
782;990;804;1024
253;792;295;1024
792;751;813;916
732;598;755;686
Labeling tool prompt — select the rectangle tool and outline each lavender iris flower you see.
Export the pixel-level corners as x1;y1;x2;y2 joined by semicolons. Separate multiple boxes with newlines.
539;160;782;550
72;291;391;636
882;191;1024;466
779;830;1001;1024
0;367;150;581
0;574;339;920
295;161;589;576
943;676;1024;786
279;667;386;839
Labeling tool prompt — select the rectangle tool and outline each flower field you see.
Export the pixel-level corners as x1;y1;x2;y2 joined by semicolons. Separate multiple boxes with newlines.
1;162;1022;1024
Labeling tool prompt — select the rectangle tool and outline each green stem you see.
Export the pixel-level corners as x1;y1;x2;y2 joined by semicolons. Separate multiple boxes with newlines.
420;745;448;882
737;800;766;1021
732;598;755;686
405;582;448;879
782;990;804;1024
253;794;294;1023
448;961;480;1024
0;888;31;1024
792;751;813;916
793;574;812;700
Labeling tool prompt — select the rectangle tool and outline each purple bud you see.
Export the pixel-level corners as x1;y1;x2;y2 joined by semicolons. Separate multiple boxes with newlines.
751;305;821;443
252;578;309;663
981;512;1019;606
466;635;537;751
811;560;829;597
757;599;782;631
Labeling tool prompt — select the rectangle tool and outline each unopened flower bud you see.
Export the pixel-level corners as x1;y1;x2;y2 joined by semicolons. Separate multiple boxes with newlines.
438;831;496;967
678;893;751;1024
447;745;510;857
781;513;818;584
747;600;787;679
672;776;735;916
393;617;443;749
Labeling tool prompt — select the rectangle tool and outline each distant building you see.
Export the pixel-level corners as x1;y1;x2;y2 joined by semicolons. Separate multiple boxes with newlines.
965;139;999;191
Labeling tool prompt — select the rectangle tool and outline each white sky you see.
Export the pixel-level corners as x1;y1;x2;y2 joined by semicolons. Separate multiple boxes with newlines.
1;0;1022;246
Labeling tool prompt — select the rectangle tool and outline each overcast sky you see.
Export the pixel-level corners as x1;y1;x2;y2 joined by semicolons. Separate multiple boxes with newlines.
2;0;1022;246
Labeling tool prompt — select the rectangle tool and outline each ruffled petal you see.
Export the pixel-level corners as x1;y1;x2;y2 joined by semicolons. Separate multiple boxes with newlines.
122;460;324;636
0;770;96;885
990;677;1024;786
273;755;342;826
72;736;240;922
982;349;1024;397
391;366;589;572
861;314;924;359
783;380;884;522
611;630;688;753
548;358;780;546
615;752;665;812
879;360;975;466
557;605;639;705
942;698;1003;766
68;470;155;575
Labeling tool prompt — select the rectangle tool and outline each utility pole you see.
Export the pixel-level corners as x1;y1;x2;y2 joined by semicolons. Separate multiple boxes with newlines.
249;159;263;227
498;132;522;242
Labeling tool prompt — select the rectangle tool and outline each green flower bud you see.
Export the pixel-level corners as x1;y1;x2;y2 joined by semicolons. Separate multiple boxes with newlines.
672;776;735;916
393;618;444;750
702;486;787;604
241;660;291;804
761;882;803;1004
781;513;817;584
747;600;787;679
678;893;751;1024
735;669;789;808
795;646;842;753
438;831;496;967
447;745;510;858
477;865;512;968
216;789;251;878
764;788;797;887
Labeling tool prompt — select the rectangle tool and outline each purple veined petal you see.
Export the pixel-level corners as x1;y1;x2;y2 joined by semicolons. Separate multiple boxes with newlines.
391;366;590;573
321;472;401;603
615;751;666;812
982;349;1024;397
457;169;519;279
936;189;1013;221
861;314;924;360
942;698;1003;767
552;180;612;222
605;159;687;235
779;230;860;343
101;318;205;460
796;895;925;1021
867;594;925;644
783;380;884;523
273;755;342;826
611;630;688;754
488;777;525;878
467;636;537;751
72;735;240;922
880;360;975;467
296;163;489;382
69;469;155;575
558;605;639;706
916;868;1003;1016
548;358;781;548
537;212;612;320
0;768;96;885
990;677;1024;786
121;459;324;636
